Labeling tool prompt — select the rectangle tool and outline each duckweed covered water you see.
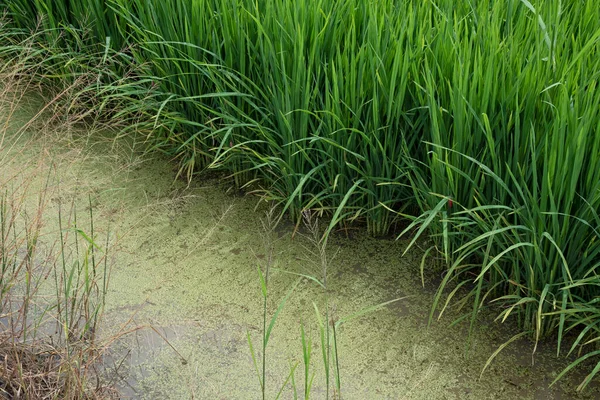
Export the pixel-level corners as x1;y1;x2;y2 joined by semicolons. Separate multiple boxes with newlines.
1;103;598;399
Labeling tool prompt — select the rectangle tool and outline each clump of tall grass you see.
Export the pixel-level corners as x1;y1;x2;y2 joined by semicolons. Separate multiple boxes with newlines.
0;13;164;146
0;164;116;398
0;46;128;399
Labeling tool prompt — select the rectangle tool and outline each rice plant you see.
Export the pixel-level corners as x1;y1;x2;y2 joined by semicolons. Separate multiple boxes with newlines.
398;0;600;388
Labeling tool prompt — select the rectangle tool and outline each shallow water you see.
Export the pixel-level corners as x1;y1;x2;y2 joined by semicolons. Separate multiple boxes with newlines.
2;99;598;399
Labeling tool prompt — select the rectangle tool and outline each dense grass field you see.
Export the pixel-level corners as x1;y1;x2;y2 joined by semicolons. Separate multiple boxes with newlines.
1;0;599;390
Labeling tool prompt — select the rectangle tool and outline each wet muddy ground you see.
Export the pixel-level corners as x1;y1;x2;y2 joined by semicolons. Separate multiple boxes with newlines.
2;97;599;399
